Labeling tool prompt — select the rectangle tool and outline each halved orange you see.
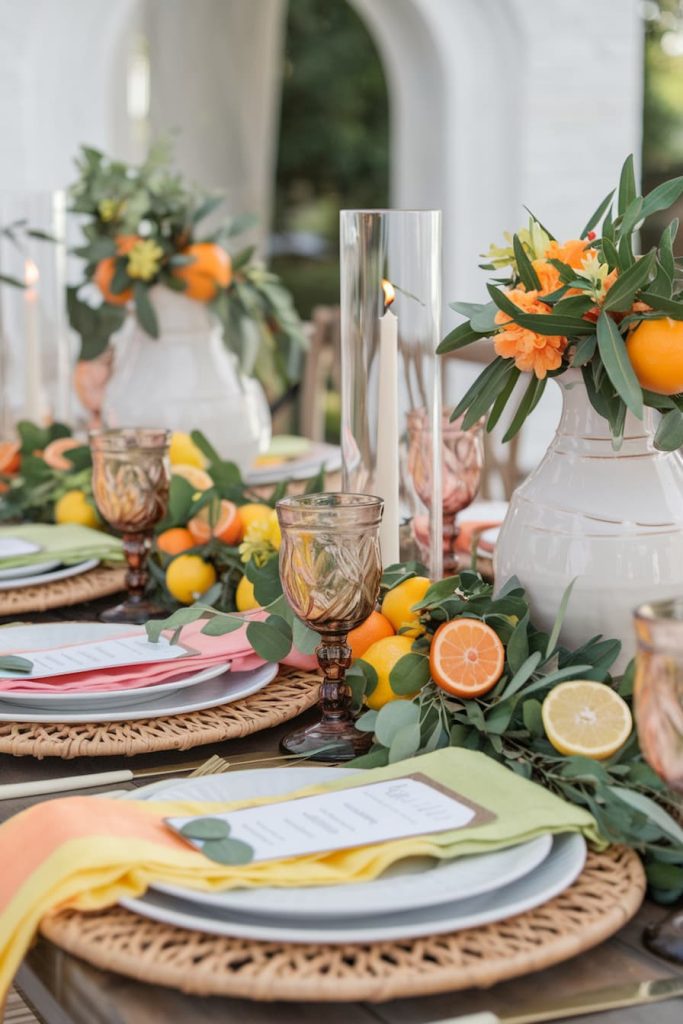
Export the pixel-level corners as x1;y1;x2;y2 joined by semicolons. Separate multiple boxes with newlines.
0;441;21;475
429;618;505;697
171;464;213;492
188;498;242;546
43;437;81;470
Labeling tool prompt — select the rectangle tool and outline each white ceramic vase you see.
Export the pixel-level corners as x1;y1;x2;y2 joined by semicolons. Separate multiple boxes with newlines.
494;369;683;671
102;287;271;473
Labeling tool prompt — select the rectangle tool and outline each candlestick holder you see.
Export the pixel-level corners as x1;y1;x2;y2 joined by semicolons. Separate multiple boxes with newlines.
0;191;73;435
340;210;443;576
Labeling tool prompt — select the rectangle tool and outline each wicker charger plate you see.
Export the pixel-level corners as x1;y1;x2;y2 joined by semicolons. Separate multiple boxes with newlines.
0;566;126;616
0;669;319;759
40;845;645;1003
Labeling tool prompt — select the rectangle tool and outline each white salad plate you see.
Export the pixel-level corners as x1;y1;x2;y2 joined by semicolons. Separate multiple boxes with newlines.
141;768;553;920
123;767;586;944
0;558;99;591
0;661;277;723
245;443;342;486
0;622;229;707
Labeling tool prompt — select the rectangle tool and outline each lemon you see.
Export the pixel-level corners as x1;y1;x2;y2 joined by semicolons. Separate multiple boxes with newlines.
542;680;633;760
381;576;431;637
359;634;418;711
235;574;261;612
165;554;217;605
54;490;100;529
238;502;273;535
169;432;206;468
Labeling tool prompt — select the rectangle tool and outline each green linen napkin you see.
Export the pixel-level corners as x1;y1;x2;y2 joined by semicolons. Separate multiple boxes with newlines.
0;524;123;568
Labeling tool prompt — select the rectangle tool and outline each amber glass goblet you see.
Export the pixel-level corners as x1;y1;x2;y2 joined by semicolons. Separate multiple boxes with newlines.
277;493;383;761
90;428;171;624
634;598;683;963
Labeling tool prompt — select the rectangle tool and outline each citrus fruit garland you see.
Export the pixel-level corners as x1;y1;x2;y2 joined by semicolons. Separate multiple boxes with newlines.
429;618;505;697
541;680;633;760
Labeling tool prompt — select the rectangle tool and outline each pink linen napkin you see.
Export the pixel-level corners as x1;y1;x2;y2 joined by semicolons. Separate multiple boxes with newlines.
0;617;317;694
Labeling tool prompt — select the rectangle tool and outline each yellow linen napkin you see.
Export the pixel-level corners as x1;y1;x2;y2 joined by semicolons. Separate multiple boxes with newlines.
0;749;602;998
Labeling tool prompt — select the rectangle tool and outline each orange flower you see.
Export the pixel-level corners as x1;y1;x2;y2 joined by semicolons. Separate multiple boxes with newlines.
531;259;562;297
545;238;596;269
494;288;568;379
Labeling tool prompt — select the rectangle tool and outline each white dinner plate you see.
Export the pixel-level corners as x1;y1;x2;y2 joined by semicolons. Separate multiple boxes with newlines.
141;768;552;920
123;767;585;942
0;558;61;581
0;622;228;706
0;662;278;722
244;443;341;486
0;558;99;591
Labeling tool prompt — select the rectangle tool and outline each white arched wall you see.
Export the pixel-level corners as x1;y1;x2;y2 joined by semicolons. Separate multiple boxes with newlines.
350;0;643;332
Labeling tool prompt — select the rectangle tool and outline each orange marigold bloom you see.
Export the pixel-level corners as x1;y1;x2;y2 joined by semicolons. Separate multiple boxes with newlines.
494;288;568;380
531;259;562;297
545;238;596;269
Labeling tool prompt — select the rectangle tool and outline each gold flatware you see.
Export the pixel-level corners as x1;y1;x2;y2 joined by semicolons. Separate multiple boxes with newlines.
0;750;321;801
438;976;683;1024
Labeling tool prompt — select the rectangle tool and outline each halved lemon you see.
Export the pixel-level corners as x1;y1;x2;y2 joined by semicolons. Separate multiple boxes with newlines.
542;680;632;760
171;464;213;492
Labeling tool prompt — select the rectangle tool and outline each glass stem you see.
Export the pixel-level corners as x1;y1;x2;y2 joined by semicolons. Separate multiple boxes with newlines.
122;531;152;604
316;635;354;723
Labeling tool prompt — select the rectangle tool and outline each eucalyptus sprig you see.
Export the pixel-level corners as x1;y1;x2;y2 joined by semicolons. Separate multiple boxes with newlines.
439;154;683;450
349;569;683;903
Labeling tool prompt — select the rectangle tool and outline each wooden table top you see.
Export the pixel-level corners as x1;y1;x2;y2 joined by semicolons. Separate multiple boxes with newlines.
0;712;680;1024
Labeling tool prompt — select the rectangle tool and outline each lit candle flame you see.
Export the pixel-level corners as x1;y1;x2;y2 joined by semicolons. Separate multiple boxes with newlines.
24;259;40;289
381;278;395;312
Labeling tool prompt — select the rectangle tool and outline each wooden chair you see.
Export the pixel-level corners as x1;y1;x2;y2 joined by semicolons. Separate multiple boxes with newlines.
298;305;341;442
295;305;523;498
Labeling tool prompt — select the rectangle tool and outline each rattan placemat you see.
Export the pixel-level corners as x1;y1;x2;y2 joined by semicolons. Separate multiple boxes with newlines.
40;845;645;1003
0;669;319;759
0;566;126;616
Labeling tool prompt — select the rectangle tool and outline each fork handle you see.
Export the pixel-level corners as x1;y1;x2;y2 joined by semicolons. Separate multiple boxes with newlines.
0;769;135;800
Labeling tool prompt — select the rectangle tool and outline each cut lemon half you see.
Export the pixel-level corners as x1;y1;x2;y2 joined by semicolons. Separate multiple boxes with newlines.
171;464;213;492
542;680;632;760
429;618;505;697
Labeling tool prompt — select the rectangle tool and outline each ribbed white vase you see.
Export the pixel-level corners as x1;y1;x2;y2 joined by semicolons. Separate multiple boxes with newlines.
102;287;271;472
494;369;683;670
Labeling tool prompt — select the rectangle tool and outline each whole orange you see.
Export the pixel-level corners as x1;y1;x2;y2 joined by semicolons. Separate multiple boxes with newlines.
627;317;683;396
92;235;139;305
0;441;21;475
348;611;395;661
172;243;232;302
157;527;196;556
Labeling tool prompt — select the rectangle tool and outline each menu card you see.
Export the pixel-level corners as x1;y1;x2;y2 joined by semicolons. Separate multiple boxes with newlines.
167;772;496;863
0;634;196;680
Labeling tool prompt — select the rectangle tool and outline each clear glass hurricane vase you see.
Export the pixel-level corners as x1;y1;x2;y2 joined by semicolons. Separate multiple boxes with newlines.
340;210;442;576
